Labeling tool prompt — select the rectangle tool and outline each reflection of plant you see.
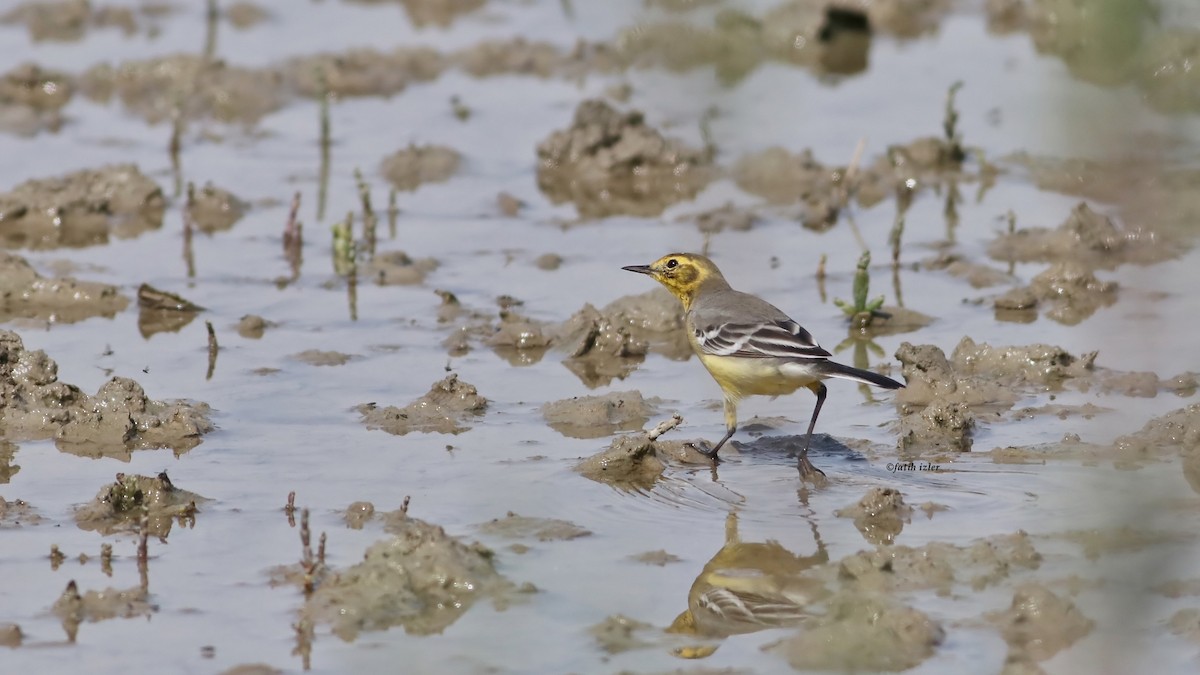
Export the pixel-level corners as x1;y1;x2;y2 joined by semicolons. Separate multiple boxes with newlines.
834;333;887;401
331;213;356;278
943;81;965;163
833;251;885;329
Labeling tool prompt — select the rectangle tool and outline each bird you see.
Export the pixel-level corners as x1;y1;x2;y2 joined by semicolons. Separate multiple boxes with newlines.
622;252;904;480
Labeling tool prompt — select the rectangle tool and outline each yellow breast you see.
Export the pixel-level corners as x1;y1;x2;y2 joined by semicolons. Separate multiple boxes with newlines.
696;352;811;399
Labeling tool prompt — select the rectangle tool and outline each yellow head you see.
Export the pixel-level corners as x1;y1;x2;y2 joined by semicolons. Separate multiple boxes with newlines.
622;253;730;309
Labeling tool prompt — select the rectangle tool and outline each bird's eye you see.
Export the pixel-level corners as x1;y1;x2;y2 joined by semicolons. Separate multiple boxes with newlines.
666;259;678;269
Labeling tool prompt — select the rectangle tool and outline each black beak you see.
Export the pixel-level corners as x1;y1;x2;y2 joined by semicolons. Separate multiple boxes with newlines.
622;265;653;275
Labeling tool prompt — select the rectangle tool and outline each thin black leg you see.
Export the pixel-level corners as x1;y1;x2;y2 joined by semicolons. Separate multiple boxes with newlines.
700;424;736;464
798;383;827;479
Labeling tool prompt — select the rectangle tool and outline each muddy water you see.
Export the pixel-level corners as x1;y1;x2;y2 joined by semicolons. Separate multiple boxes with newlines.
2;1;1200;673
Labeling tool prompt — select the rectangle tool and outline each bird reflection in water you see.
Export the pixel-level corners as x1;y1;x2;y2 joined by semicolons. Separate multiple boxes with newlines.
668;511;829;642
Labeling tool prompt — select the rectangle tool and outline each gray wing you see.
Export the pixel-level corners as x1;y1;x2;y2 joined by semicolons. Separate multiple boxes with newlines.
692;318;831;360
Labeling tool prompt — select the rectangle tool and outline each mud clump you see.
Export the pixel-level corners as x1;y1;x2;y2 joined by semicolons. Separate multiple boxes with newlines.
284;47;444;98
1020;260;1117;325
137;283;204;338
477;512;592;542
575;430;667;488
536;99;711;218
1;0;137;42
1112;404;1200;470
836;487;913;546
630;550;682;566
302;510;515;639
0;62;73;135
950;337;1096;384
555;303;650;388
589;288;690;358
357;374;487;435
834;531;1042;594
364;251;438;285
486;312;553;366
74;472;204;537
733;147;840;213
366;0;484;28
541;390;657;439
186;183;247;233
689;202;757;233
989;202;1172;270
236;314;271;339
767;593;944;672
895;338;1095;453
0;443;18;484
0;496;40;527
589;614;656;654
988;582;1093;662
0;164;165;250
53;579;154;642
81;55;284;125
575;415;707;488
225;1;269;29
438;288;681;387
0;252;129;324
380;144;461;191
0;331;212;458
291;349;355;367
0;622;21;647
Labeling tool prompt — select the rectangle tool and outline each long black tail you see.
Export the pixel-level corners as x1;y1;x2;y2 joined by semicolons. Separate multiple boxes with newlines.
816;360;904;389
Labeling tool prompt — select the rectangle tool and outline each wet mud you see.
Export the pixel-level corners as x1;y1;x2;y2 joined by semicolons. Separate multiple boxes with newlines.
74;472;203;537
0;252;128;324
536;99;712;217
541;390;657;439
0;164;165;250
300;507;518;640
2;1;1199;673
357;374;487;435
1;330;211;458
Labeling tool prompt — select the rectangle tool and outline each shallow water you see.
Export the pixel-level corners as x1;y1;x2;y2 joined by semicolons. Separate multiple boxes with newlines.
2;1;1200;673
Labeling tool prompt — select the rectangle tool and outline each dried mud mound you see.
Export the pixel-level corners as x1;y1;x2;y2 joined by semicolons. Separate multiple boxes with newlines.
0;164;165;250
303;511;517;639
536;99;711;218
0;330;213;458
0;252;129;323
357;374;487;435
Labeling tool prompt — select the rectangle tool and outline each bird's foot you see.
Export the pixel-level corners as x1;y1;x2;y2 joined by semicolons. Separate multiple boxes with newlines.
797;454;827;485
685;441;722;466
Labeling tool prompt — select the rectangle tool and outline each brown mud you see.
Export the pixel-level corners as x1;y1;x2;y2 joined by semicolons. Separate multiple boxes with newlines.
0;330;212;458
298;506;519;640
536;99;712;218
0;164;165;250
357;373;487;435
2;1;1199;673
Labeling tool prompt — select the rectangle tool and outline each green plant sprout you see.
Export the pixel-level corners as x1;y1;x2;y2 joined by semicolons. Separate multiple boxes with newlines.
833;251;886;329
